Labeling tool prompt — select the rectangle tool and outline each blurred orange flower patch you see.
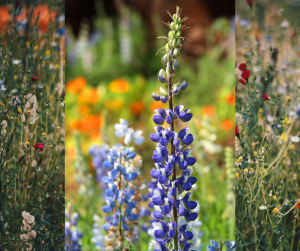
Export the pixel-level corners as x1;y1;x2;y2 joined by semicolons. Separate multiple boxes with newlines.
78;104;92;115
151;100;165;112
108;78;130;93
227;92;235;105
0;6;11;28
202;105;215;117
104;99;124;110
66;77;87;94
221;119;234;131
79;114;103;134
78;88;101;104
130;100;145;116
32;4;57;33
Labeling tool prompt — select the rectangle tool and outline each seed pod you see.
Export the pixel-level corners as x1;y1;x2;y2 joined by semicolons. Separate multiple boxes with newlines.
173;14;177;20
168;40;173;48
175;31;181;39
176;39;181;47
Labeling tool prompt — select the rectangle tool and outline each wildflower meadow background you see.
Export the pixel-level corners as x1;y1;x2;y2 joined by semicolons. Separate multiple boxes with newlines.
65;2;235;250
0;1;65;250
236;0;300;250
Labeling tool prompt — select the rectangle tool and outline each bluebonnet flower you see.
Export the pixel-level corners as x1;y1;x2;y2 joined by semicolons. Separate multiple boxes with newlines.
65;203;83;251
101;141;141;249
206;240;235;251
89;144;109;185
149;7;199;251
114;118;145;145
91;214;105;250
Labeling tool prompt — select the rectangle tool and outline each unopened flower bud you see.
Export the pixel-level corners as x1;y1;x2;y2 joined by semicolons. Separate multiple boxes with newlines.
173;48;180;57
173;59;179;70
162;54;167;65
178;80;187;90
158;69;166;83
173;86;179;95
165;43;170;52
152;92;160;101
171;22;175;30
160;95;168;103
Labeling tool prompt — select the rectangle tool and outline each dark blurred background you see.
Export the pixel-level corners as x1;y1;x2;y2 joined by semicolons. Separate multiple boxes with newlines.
66;0;234;58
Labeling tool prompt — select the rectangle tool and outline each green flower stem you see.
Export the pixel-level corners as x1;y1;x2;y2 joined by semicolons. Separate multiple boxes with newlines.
167;40;178;251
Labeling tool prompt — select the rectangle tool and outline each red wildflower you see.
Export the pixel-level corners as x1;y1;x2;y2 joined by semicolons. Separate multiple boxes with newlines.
261;93;270;101
31;76;38;82
295;200;300;209
236;62;250;85
33;143;44;151
246;0;253;7
235;126;240;139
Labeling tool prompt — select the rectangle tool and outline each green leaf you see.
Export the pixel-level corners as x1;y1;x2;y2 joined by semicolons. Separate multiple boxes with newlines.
129;243;136;251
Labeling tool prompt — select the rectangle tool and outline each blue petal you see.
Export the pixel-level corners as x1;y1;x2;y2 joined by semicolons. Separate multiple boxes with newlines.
152;197;165;206
160;137;169;146
152;154;164;163
185;201;197;209
181;134;194;145
186;157;196;166
128;213;138;221
103;160;114;169
126;152;136;159
102;205;113;213
183;231;193;240
185;212;198;222
153;115;165;125
182;182;192;191
105;189;114;197
158;175;168;184
150;133;160;142
154;230;166;238
152;211;165;220
150;170;161;179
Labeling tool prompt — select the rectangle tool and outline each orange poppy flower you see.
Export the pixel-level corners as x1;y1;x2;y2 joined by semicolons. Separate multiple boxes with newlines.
202;105;214;117
66;77;87;94
221;119;234;131
77;88;101;104
130;100;145;116
108;78;130;93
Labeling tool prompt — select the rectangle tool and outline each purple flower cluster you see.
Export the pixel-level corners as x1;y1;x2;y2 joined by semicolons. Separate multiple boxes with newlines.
149;6;199;251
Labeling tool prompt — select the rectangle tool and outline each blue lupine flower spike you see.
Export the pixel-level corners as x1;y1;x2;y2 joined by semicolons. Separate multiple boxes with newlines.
149;6;199;251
